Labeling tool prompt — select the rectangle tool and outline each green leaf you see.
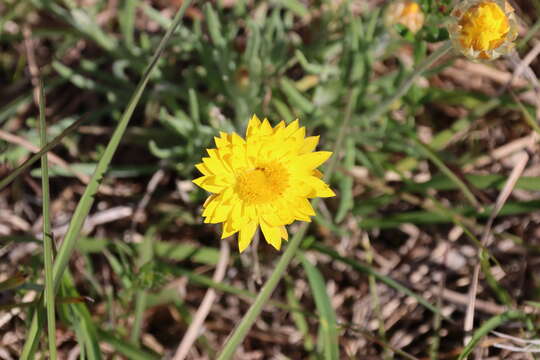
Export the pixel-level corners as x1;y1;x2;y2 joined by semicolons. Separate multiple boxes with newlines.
300;253;340;360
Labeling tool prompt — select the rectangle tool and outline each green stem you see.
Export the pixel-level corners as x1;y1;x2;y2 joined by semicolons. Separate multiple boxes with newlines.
216;41;453;360
216;223;310;360
39;79;57;360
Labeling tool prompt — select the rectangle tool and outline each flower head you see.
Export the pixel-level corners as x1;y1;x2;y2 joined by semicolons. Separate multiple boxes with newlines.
193;115;335;253
448;0;518;60
385;1;425;34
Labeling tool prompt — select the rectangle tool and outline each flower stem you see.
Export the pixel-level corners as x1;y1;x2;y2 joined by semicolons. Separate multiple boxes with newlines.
216;40;453;360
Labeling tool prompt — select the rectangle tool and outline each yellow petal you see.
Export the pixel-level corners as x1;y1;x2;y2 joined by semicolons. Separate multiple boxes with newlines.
297;198;316;217
300;136;320;154
230;202;249;229
193;175;225;193
238;222;257;253
290;151;332;170
195;163;211;176
221;220;238;239
246;114;262;138
305;176;336;198
280;226;288;241
207;203;232;223
274;121;286;131
202;194;220;218
203;154;230;175
231;132;246;146
260;209;284;227
283;119;300;136
260;221;282;250
260;118;273;135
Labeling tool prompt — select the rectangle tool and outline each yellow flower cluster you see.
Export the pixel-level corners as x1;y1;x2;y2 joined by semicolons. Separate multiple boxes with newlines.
448;0;518;60
193;116;335;253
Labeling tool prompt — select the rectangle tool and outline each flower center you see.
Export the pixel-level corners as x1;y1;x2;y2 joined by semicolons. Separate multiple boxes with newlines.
458;1;509;52
235;163;289;205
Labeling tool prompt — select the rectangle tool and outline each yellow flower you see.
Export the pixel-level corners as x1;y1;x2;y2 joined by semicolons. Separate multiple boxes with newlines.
448;0;518;60
193;115;335;253
385;1;425;34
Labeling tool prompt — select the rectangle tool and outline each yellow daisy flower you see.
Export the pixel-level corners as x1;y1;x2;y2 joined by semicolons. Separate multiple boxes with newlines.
385;1;425;34
448;0;518;60
193;115;335;253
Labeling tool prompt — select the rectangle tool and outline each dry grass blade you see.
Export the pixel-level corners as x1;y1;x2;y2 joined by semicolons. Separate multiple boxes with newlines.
463;151;529;349
492;329;540;353
509;42;540;88
172;240;230;360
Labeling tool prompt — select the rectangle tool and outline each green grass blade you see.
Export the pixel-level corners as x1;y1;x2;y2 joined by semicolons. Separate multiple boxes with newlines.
59;272;102;360
38;78;57;360
300;253;340;360
19;2;193;357
458;310;526;359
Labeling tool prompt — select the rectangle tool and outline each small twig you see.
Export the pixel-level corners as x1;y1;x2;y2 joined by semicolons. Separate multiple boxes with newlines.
130;168;166;233
172;240;230;360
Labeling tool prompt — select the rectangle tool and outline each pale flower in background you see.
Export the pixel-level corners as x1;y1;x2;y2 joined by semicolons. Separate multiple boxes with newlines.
385;1;425;34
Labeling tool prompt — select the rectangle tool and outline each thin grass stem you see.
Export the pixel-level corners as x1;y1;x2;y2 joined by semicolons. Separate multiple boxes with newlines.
38;79;57;360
